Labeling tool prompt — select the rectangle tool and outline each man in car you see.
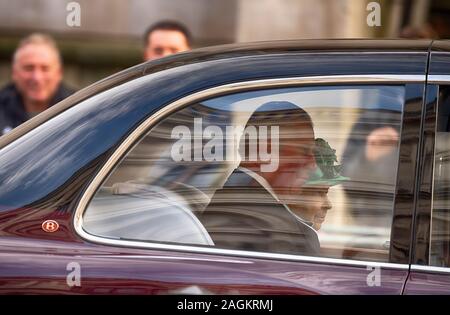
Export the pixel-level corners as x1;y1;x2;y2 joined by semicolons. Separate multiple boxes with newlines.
200;101;320;255
0;33;73;136
143;20;192;61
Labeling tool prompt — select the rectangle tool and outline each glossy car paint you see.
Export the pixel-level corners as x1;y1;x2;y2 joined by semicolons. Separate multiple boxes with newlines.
403;40;450;293
0;237;408;294
0;39;447;294
404;270;450;294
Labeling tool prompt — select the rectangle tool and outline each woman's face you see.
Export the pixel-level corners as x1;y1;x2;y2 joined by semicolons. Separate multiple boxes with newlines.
291;187;332;230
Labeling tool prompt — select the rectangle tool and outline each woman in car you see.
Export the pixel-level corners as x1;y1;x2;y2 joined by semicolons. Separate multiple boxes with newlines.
289;138;349;231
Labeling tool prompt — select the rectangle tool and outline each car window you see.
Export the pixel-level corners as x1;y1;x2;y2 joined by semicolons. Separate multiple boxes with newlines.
430;86;450;268
83;85;405;262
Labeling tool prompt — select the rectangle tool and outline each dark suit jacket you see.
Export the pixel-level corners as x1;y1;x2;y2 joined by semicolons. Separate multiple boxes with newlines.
0;83;74;135
200;168;320;256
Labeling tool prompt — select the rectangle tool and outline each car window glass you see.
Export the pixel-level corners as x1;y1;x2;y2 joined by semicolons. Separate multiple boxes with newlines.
430;86;450;268
83;85;405;262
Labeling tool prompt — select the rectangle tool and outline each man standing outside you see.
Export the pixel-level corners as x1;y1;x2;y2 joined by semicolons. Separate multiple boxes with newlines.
143;20;192;61
0;33;73;135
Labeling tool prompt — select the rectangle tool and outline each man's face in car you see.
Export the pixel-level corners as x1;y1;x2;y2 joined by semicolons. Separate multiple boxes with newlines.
268;122;316;202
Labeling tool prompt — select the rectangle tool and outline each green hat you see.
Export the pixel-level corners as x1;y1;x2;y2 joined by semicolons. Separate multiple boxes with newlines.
304;138;349;187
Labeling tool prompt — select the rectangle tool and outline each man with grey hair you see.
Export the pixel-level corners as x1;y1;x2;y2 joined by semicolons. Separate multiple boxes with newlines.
0;33;73;135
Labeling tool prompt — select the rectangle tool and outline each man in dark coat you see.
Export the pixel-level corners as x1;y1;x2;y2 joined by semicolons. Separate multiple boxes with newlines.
0;33;73;136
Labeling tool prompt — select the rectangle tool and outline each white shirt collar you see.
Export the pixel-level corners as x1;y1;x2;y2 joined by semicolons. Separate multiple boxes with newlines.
237;166;318;235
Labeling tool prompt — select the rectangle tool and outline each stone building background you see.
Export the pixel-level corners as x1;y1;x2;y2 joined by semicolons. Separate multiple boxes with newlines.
0;0;448;88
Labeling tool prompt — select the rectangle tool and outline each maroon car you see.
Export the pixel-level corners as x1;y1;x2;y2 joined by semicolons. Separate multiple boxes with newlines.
0;40;449;294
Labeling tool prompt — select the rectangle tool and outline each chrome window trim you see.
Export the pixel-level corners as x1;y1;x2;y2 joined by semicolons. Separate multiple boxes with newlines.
428;75;450;84
426;83;449;274
411;265;450;274
74;74;423;269
74;233;409;270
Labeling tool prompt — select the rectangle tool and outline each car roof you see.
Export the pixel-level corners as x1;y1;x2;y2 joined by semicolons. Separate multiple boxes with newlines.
142;39;433;75
0;39;434;149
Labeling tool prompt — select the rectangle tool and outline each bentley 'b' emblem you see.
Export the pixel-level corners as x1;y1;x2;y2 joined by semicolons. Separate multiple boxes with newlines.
42;220;59;233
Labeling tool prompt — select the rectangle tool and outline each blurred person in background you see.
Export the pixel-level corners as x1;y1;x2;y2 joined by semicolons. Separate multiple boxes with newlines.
0;33;73;136
143;20;192;61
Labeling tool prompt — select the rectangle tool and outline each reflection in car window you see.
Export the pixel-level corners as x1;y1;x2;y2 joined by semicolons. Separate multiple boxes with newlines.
83;85;405;262
430;87;450;268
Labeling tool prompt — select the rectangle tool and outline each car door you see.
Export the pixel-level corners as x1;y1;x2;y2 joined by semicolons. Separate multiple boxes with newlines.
75;76;426;293
404;41;450;294
0;43;429;294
